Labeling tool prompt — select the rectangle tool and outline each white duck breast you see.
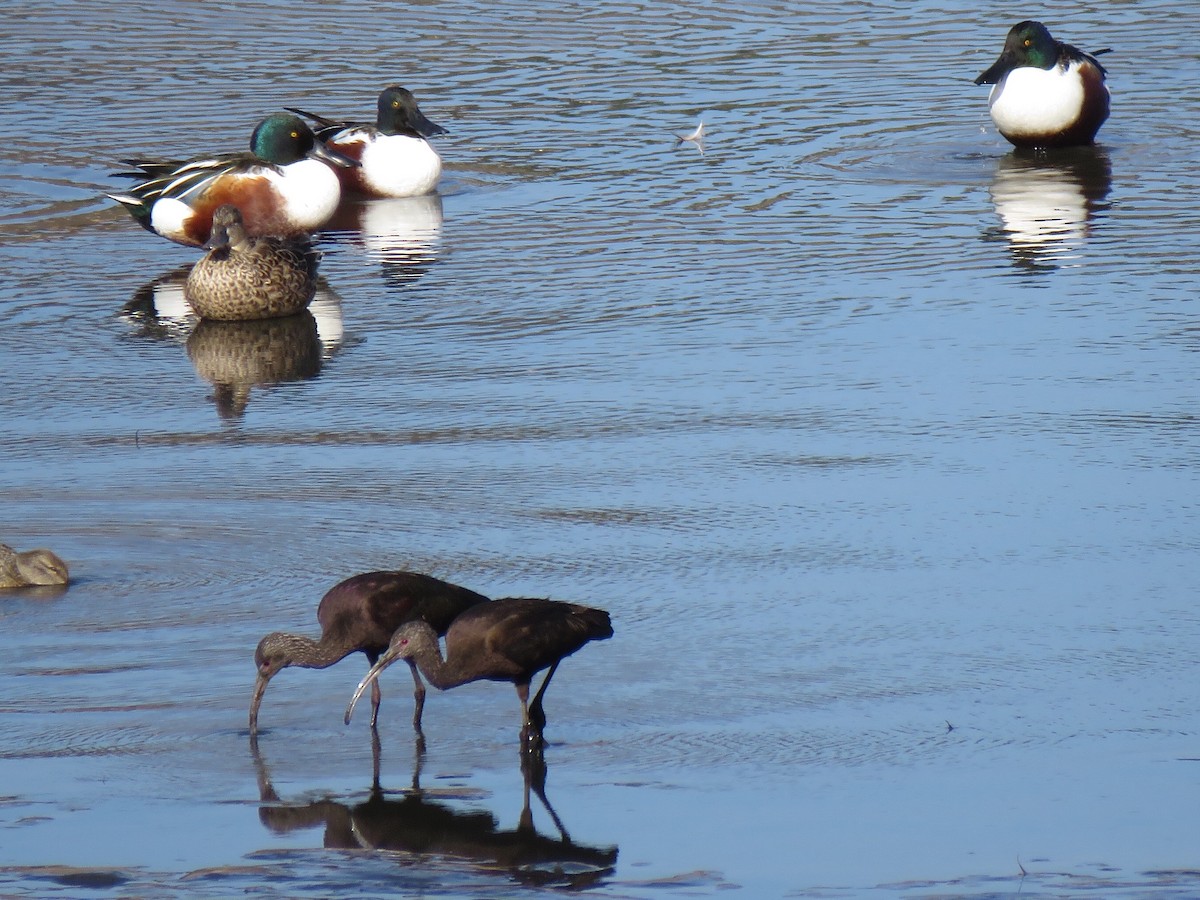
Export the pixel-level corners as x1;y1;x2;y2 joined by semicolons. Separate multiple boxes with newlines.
987;61;1101;139
262;159;344;228
360;133;443;197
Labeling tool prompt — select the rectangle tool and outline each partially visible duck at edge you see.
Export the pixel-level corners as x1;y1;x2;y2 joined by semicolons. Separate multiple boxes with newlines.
1;543;69;588
108;113;359;247
975;20;1111;149
184;204;318;321
287;86;448;198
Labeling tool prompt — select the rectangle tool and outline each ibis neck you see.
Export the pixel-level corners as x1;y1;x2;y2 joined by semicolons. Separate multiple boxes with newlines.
404;634;471;690
289;634;354;670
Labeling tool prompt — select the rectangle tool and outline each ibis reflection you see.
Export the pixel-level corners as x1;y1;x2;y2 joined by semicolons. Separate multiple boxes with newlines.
251;734;617;888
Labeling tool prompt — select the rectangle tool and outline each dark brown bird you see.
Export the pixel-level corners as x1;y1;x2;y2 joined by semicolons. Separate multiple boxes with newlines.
250;571;491;733
344;597;613;750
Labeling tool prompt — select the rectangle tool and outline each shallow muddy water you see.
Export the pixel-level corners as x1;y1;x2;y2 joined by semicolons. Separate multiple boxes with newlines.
2;0;1199;896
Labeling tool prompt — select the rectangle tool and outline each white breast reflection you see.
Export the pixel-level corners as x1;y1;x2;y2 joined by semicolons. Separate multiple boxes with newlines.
987;147;1112;272
324;194;444;287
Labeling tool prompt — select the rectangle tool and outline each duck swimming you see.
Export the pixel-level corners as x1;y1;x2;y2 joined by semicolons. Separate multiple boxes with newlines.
287;86;447;198
975;21;1110;149
109;113;358;246
1;543;69;588
184;204;318;321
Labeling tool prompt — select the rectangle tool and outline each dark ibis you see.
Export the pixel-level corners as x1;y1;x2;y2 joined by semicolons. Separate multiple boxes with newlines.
250;570;490;733
345;597;612;749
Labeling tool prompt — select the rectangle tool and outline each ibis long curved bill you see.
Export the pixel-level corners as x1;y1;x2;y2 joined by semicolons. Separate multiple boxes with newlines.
249;671;270;731
345;645;403;724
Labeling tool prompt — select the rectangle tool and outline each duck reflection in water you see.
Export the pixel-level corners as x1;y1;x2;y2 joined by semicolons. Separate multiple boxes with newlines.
186;313;323;420
120;264;196;341
119;266;346;419
250;733;617;888
321;193;443;289
985;145;1112;272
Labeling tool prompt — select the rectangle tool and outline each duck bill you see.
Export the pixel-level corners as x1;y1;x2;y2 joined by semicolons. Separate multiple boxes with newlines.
309;140;361;168
343;649;399;724
975;53;1013;85
412;108;449;138
204;222;230;250
249;672;270;732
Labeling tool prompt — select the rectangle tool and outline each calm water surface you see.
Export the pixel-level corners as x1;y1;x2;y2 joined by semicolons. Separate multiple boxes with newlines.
2;0;1199;896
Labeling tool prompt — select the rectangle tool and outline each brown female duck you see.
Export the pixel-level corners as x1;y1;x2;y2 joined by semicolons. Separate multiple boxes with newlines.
0;543;69;588
184;204;318;321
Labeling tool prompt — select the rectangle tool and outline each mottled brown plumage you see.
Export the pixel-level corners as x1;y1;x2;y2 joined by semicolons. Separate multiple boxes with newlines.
250;571;491;733
0;543;69;588
185;312;322;420
345;597;613;750
184;204;318;321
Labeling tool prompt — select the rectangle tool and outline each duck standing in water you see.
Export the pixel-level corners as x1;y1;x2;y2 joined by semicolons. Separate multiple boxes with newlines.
0;543;69;588
975;21;1110;149
108;113;358;246
288;86;448;198
184;205;318;321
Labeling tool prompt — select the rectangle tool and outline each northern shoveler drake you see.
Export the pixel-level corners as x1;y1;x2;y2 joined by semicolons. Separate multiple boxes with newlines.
975;21;1111;149
286;86;447;198
184;205;318;321
108;113;358;247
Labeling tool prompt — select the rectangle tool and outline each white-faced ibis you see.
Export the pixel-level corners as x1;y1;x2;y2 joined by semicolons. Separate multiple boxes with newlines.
250;571;490;733
0;543;69;588
345;597;613;750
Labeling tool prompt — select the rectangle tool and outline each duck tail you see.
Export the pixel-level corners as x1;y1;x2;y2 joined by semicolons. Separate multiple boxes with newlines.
105;193;156;233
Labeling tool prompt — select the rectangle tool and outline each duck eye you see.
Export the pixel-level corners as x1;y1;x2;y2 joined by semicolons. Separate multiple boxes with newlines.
392;100;400;108
1023;38;1032;46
